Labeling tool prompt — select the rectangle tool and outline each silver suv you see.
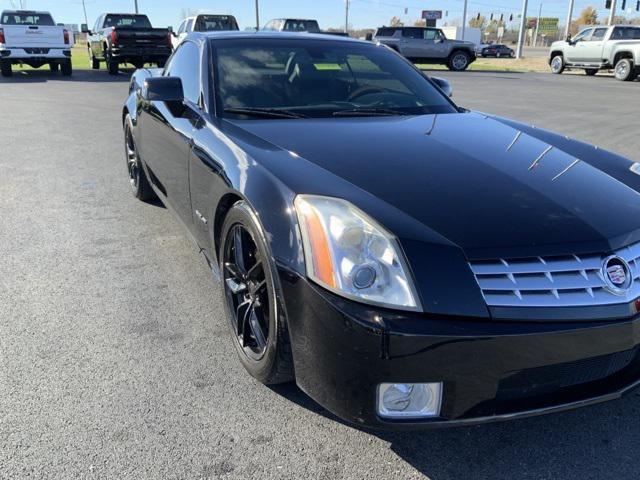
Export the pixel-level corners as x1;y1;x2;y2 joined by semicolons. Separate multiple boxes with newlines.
549;25;640;81
373;26;476;71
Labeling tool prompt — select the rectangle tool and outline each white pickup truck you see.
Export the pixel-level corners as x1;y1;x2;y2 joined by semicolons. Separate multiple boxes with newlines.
0;10;73;77
549;25;640;81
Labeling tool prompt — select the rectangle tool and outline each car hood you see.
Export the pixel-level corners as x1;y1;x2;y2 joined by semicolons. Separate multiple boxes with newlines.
233;112;640;257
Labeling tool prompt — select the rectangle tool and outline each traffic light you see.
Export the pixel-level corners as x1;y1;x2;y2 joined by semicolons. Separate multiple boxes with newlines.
622;0;627;9
510;13;514;21
500;13;504;21
490;13;494;20
606;0;611;8
637;0;640;10
476;12;481;20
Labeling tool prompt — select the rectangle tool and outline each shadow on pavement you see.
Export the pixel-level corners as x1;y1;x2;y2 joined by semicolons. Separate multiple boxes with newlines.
0;68;134;83
272;381;640;479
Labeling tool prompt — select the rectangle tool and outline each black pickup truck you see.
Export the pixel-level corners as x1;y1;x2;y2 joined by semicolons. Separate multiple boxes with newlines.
82;13;172;75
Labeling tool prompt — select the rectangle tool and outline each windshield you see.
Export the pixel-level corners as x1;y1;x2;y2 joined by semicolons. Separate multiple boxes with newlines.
196;15;238;31
213;39;457;119
104;14;152;29
1;12;55;26
283;20;320;33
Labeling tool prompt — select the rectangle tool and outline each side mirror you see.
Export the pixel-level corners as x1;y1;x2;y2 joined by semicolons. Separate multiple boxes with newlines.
142;77;185;115
81;24;90;34
434;37;443;44
431;76;453;97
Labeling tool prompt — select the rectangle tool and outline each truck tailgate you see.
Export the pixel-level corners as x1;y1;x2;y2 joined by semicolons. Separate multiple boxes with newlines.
2;25;66;47
114;28;168;47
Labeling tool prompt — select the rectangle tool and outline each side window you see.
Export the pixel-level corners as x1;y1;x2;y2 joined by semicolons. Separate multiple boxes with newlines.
589;28;607;41
177;20;186;35
573;28;593;42
424;29;437;41
94;15;102;31
402;28;423;39
186;19;194;32
165;42;200;105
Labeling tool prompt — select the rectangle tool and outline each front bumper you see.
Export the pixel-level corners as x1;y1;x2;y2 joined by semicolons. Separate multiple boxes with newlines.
280;269;640;430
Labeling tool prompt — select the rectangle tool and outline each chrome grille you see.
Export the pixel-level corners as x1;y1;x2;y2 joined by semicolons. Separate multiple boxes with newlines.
469;242;640;307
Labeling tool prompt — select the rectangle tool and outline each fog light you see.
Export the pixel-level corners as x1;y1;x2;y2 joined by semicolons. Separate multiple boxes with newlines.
377;383;442;419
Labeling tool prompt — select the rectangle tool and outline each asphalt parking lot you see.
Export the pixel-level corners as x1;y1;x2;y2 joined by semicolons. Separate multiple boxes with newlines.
1;69;640;480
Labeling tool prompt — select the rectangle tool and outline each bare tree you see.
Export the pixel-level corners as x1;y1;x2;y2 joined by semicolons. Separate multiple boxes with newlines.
389;16;404;27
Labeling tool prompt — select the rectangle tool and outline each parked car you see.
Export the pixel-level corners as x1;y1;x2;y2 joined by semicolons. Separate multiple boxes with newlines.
549;25;640;81
480;43;514;58
374;26;476;71
172;14;239;49
262;18;321;33
123;31;640;429
82;13;172;75
0;9;72;77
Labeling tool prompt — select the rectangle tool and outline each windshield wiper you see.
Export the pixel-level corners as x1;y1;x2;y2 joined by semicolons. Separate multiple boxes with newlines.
332;108;410;117
224;107;307;119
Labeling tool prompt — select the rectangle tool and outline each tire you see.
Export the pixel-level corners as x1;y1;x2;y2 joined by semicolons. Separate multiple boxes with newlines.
107;56;119;75
614;58;637;82
550;54;565;74
447;50;470;71
49;62;59;72
60;59;72;76
0;59;12;77
89;49;100;70
124;114;157;201
219;201;294;385
585;68;598;76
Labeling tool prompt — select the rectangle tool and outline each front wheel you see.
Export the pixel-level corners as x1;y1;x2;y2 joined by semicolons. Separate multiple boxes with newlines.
550;55;564;74
220;201;294;385
89;49;100;69
0;59;12;77
614;58;637;81
447;51;470;71
124;114;157;201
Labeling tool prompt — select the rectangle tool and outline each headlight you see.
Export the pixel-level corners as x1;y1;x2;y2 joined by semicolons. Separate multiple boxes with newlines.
294;195;421;311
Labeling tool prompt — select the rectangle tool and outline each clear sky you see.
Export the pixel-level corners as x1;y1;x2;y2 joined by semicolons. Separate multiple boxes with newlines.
1;0;636;30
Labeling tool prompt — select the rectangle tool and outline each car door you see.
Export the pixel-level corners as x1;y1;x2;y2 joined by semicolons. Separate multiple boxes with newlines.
581;27;608;63
138;41;202;225
90;15;103;58
565;28;593;63
400;28;426;58
424;29;448;59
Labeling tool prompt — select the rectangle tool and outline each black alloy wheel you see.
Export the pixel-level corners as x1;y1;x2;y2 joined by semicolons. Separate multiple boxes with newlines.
220;202;294;384
123;115;156;201
223;225;271;360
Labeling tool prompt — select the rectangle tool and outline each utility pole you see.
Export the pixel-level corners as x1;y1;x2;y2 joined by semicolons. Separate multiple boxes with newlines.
516;0;529;58
608;0;617;25
81;0;88;26
134;0;139;14
533;3;542;47
345;0;349;33
255;0;260;30
564;0;574;38
461;0;468;41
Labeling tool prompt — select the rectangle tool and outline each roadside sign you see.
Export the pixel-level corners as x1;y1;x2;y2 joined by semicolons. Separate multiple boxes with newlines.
527;17;559;32
422;10;443;20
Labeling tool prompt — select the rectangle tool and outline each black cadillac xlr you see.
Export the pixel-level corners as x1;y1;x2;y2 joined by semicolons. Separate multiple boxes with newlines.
122;31;640;429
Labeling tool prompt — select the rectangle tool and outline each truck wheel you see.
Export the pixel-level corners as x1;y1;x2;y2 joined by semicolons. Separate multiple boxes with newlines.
107;57;119;75
49;62;59;72
550;54;564;74
0;59;12;77
447;51;470;71
89;49;100;70
614;58;637;81
61;59;72;76
585;68;598;76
